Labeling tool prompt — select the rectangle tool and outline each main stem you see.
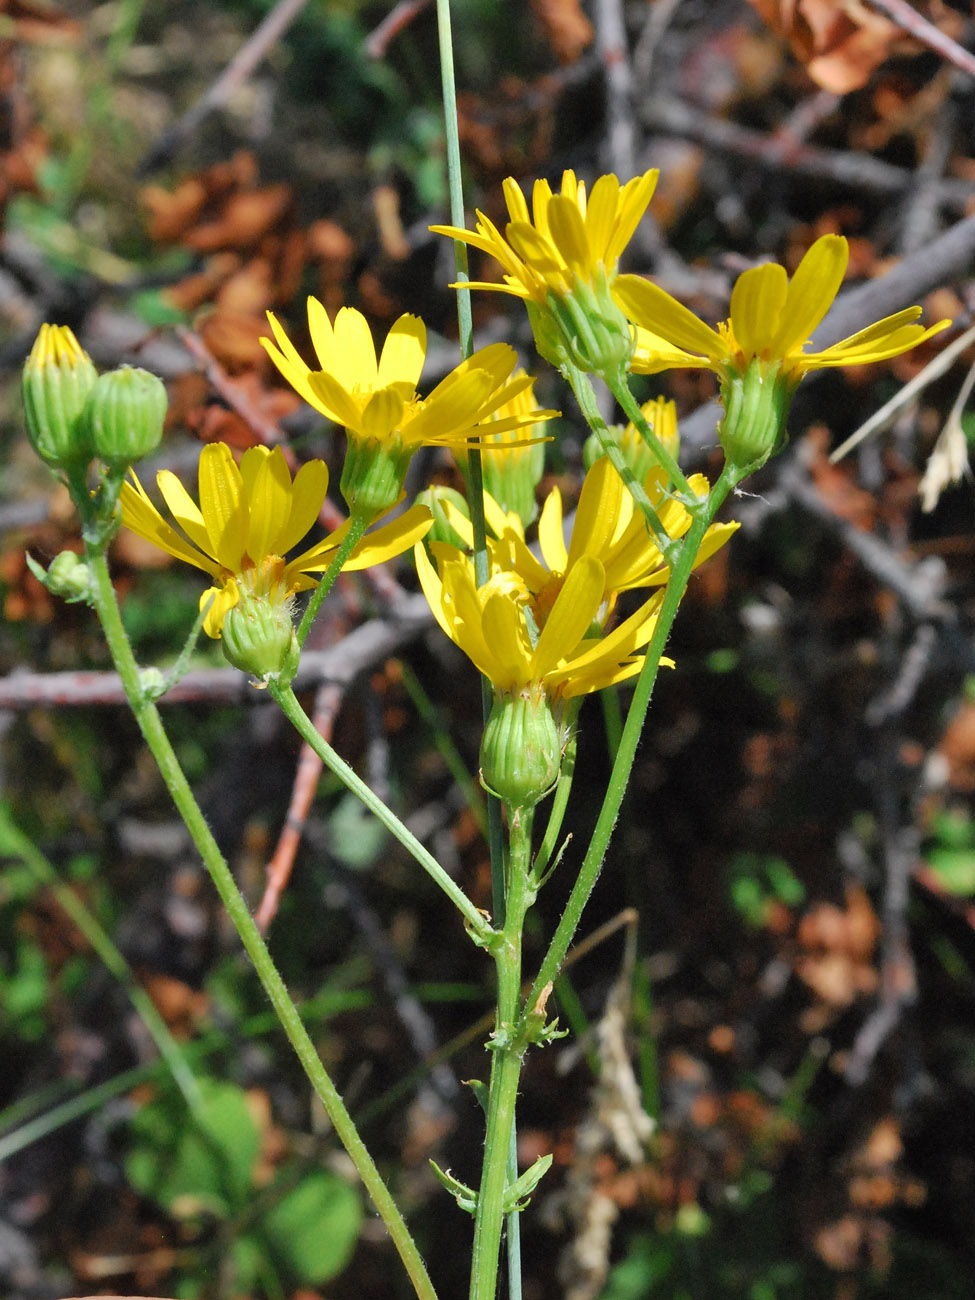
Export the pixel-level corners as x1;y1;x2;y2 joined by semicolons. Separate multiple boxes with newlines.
527;462;740;1013
470;808;535;1300
86;547;438;1300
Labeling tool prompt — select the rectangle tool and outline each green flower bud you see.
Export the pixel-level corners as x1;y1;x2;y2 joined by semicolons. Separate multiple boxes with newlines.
717;358;795;475
24;549;91;602
340;434;413;517
480;690;562;811
531;267;635;384
22;324;98;471
84;366;167;469
221;590;299;685
415;486;470;548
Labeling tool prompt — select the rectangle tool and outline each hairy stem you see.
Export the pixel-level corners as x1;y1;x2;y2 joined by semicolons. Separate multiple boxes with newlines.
86;547;438;1300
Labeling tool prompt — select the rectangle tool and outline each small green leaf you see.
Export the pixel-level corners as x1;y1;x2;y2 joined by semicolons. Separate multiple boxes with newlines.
258;1167;362;1284
927;848;975;896
126;1078;259;1218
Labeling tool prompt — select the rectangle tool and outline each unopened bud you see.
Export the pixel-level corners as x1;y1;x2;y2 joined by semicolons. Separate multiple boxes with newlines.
22;324;97;471
480;690;562;811
84;366;167;469
221;591;300;684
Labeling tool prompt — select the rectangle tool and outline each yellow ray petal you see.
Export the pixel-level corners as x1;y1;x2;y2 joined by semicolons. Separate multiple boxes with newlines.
243;445;292;561
333;307;378;388
566;457;625;571
307;296;339;372
771;234;848;357
614;276;725;360
154;467;214;557
537;486;568;573
120;477;217;575
378;314;426;388
308;371;364;429
584;173;622;262
362;386;406;441
729;262;788;357
481;590;532;687
341;503;433;569
414;542;453;641
546;195;590;275
198;443;248;572
607;170;658;263
202;581;238;638
533;555;604;679
276;458;329;556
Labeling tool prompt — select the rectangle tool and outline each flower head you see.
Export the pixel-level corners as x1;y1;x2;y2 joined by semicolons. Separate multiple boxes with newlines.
436;456;737;631
615;234;951;470
617;235;950;382
262;302;552;513
120;442;430;638
432;170;658;305
416;539;664;705
431;170;658;378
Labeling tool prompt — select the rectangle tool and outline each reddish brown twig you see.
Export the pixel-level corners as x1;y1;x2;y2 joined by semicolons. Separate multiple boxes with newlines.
364;0;431;59
255;679;343;932
138;0;312;174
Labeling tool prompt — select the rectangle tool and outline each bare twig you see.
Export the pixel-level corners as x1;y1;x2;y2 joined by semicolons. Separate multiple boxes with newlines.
641;95;975;209
865;0;975;78
0;591;436;710
255;680;343;933
364;0;431;59
138;0;312;175
779;459;952;622
899;96;959;256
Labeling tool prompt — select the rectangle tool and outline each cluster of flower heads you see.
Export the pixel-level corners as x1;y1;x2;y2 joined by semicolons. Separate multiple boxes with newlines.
25;165;950;801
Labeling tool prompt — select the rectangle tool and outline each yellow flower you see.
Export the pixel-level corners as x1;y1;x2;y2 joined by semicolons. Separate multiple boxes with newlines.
432;170;659;378
616;234;950;471
475;371;548;527
616;234;950;382
416;540;664;702
262;302;553;513
120;442;431;637
431;169;659;304
437;456;737;630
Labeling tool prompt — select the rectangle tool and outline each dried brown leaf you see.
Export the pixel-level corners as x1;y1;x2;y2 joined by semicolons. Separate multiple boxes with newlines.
529;0;593;64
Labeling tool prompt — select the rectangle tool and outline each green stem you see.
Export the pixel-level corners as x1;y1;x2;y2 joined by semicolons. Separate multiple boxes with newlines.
606;372;697;503
526;462;740;1014
435;0;506;933
0;805;203;1113
532;727;578;884
270;683;493;945
85;547;438;1300
470;807;535;1300
564;362;676;559
435;0;472;362
297;509;371;648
